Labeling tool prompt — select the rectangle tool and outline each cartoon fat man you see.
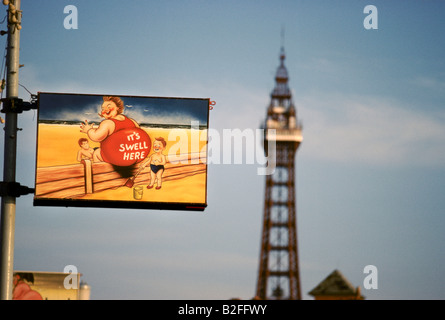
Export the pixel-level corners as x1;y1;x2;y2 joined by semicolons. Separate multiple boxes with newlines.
80;96;139;162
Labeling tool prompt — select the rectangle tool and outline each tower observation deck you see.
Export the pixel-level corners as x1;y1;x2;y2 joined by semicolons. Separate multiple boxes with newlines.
256;47;303;300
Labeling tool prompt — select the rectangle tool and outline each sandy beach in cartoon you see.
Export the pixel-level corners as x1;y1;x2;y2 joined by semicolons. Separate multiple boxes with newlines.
36;124;207;205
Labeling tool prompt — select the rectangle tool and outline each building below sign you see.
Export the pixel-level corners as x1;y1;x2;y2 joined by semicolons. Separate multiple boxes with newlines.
13;270;90;300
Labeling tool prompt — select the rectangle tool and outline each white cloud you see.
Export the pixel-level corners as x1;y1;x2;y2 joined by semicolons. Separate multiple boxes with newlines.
411;76;445;91
297;94;445;167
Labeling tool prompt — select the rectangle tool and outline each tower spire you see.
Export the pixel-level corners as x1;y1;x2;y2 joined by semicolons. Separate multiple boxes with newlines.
271;45;291;106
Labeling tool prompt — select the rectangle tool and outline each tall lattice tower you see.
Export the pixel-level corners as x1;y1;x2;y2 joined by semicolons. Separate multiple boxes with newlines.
256;47;303;300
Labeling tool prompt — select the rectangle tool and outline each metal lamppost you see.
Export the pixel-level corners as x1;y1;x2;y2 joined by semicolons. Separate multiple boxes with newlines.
0;0;22;300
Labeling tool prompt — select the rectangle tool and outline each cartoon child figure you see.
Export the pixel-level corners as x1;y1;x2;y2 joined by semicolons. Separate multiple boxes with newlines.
140;137;167;190
77;138;95;162
80;96;139;162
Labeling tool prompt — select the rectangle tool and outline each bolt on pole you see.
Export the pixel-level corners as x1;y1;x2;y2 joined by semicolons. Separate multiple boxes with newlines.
0;0;21;300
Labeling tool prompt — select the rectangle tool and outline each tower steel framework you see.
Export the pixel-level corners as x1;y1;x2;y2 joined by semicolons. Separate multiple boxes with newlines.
256;47;303;300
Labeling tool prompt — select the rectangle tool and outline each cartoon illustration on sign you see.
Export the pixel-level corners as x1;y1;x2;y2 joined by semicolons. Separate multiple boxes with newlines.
34;93;209;211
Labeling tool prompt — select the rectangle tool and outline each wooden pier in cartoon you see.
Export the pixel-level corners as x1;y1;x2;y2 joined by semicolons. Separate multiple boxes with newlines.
34;151;207;199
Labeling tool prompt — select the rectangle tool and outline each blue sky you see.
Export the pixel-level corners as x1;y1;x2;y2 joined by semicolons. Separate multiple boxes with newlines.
1;0;444;299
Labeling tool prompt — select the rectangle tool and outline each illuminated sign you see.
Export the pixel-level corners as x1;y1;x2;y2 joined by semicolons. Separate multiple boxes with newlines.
34;92;209;211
